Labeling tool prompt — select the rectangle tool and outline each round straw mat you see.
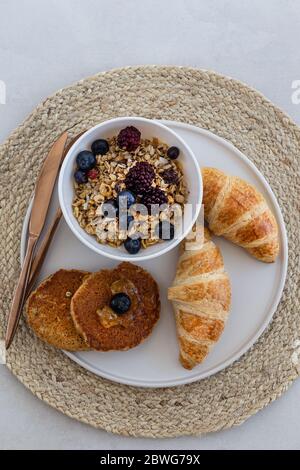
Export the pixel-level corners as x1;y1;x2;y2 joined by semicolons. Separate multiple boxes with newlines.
0;66;299;437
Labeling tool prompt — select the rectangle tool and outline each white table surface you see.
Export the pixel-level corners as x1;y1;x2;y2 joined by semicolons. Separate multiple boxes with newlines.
0;0;299;450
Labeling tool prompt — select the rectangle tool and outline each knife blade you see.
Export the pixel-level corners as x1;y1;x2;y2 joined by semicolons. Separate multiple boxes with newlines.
5;131;68;348
25;130;86;299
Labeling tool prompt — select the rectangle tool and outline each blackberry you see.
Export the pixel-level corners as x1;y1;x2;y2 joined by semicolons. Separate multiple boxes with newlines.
162;168;179;185
125;162;155;194
117;126;141;151
142;187;167;211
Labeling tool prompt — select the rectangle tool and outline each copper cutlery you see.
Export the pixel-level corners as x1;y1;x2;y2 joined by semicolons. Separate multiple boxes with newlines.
25;207;63;299
24;131;85;301
5;132;68;349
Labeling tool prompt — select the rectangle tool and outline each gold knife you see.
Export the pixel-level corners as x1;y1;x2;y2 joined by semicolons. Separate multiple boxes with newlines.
24;131;86;299
25;207;62;299
5;132;68;349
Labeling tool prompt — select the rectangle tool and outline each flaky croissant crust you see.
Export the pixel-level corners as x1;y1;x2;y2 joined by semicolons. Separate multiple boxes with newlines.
201;168;279;263
168;226;231;369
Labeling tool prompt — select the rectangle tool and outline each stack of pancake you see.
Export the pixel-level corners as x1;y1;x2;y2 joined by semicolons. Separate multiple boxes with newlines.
26;262;160;351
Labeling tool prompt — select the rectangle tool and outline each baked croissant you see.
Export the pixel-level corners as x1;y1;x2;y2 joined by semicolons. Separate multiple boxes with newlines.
201;168;279;263
168;226;231;369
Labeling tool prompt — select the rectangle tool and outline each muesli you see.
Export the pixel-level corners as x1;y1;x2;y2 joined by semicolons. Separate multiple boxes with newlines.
72;126;188;254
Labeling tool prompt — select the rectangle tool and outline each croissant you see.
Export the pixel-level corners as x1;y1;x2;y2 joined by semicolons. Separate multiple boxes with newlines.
201;168;279;263
168;226;231;369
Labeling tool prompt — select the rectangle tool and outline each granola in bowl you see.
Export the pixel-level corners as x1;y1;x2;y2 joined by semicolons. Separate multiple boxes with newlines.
72;125;188;255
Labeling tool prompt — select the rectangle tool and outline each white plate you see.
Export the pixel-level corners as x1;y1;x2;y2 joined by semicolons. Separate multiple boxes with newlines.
21;121;288;388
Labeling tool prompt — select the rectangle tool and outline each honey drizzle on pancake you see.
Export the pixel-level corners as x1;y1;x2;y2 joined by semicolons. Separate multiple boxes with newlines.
96;278;139;328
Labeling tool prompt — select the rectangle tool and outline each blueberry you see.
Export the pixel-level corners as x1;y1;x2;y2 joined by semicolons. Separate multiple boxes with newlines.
124;237;141;254
110;293;131;315
102;198;118;217
76;151;96;171
167;146;180;160
117;190;136;209
119;214;134;230
156;221;175;240
91;139;109;156
127;215;134;227
74;170;88;184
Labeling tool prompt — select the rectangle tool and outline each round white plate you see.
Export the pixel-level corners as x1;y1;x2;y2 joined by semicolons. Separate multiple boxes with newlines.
21;121;288;388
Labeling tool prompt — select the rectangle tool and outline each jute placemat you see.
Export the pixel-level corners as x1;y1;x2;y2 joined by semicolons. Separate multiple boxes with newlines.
0;66;299;438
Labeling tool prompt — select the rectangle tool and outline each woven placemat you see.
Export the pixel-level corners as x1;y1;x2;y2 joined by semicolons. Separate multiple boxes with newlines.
0;66;299;438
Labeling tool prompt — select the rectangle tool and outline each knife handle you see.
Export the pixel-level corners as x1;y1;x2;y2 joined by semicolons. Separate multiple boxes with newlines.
5;235;37;349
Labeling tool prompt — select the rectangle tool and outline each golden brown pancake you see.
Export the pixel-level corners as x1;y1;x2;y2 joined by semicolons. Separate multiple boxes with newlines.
26;269;90;351
71;262;160;351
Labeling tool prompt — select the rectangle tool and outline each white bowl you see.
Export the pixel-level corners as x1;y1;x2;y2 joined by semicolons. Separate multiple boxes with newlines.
58;117;202;261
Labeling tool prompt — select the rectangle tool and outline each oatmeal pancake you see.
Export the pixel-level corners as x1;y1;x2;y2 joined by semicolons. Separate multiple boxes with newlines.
26;269;90;351
71;262;160;351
